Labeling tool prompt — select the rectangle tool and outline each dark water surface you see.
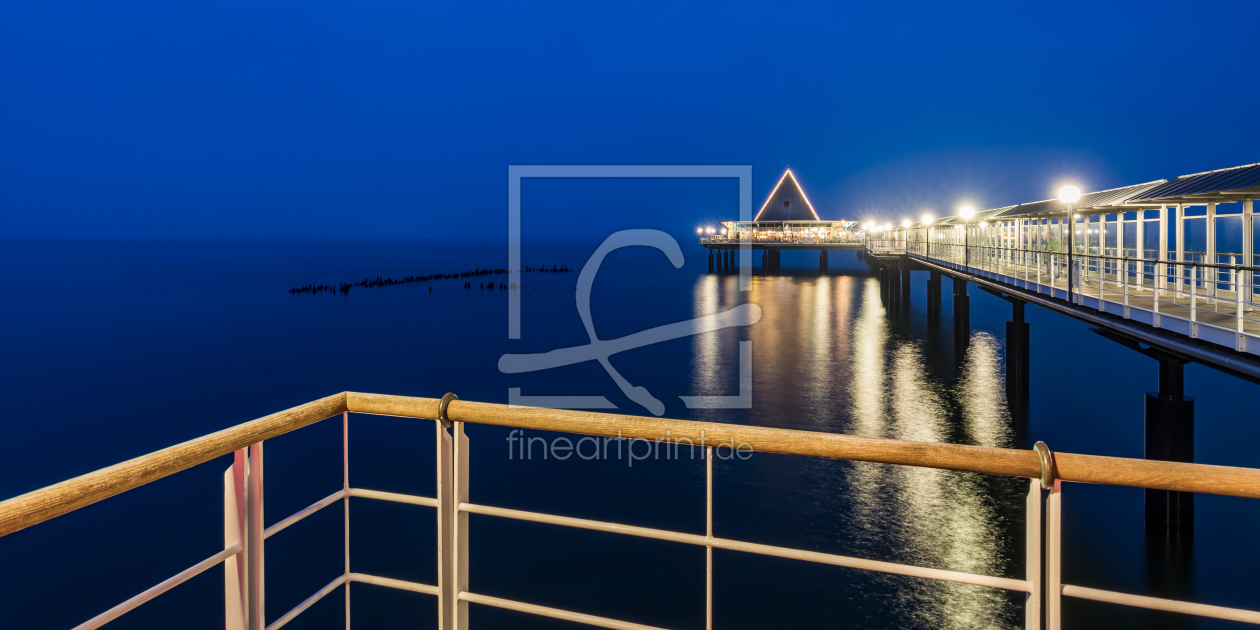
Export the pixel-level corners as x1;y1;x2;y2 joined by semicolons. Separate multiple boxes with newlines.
2;238;1258;629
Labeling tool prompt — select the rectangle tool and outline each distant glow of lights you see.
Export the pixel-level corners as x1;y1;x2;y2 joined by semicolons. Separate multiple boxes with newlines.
697;228;703;234
1059;186;1081;203
883;224;892;232
922;214;933;225
720;228;727;235
902;219;912;228
980;221;989;228
960;207;975;219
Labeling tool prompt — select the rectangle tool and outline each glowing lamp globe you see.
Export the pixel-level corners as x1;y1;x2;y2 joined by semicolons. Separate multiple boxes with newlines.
1059;186;1081;204
959;207;975;219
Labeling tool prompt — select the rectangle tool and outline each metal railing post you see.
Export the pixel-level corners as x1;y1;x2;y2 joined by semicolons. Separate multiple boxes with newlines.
1123;259;1130;319
1237;265;1247;352
453;422;470;630
1046;480;1062;630
1050;254;1056;298
1036;253;1042;294
246;442;265;630
343;412;351;629
1190;267;1199;338
437;423;455;630
706;446;713;630
225;450;248;630
1025;478;1042;629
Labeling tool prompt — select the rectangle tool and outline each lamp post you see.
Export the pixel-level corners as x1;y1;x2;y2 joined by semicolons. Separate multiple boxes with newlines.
1060;186;1081;303
922;214;933;256
960;207;975;269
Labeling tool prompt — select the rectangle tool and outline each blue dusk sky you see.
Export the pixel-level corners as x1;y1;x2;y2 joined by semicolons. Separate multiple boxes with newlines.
2;0;1258;238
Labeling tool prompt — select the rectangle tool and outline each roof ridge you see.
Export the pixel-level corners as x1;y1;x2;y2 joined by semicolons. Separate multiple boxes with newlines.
1173;162;1260;179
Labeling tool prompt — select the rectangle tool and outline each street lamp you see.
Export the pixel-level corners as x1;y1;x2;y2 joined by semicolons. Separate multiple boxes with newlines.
1060;186;1081;302
959;207;975;267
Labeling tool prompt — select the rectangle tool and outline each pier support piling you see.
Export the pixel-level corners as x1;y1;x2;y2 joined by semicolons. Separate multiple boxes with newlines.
1006;301;1030;400
927;271;941;320
1145;358;1195;535
900;269;911;311
708;250;713;273
953;276;970;354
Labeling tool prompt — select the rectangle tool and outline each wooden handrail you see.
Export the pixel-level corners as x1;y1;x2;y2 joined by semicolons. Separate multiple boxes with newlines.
3;391;1259;539
0;393;347;538
352;394;1260;500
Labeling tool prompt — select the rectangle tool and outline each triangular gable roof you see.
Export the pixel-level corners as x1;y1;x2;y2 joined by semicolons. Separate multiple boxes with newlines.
753;168;821;221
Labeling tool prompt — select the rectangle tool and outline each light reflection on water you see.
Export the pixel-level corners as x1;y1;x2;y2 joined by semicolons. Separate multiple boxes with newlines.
704;272;1024;629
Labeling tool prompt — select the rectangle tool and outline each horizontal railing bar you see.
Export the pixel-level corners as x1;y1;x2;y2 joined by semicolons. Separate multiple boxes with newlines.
349;572;439;595
905;242;1260;272
710;535;1029;592
348;488;438;508
265;490;346;539
459;591;671;630
462;502;707;545
265;574;347;630
0;393;348;537
1062;584;1260;624
72;543;241;630
461;503;1029;592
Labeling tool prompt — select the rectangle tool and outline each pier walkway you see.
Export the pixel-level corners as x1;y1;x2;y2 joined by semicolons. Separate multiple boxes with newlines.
896;241;1260;359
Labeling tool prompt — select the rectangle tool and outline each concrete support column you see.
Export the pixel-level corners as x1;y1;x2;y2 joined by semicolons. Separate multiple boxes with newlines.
1006;301;1029;400
1117;212;1125;258
1244;199;1254;309
1067;211;1076;303
953;276;969;354
1159;205;1169;290
1145;359;1195;535
708;250;714;273
761;251;767;274
819;249;827;274
1175;204;1185;292
1206;202;1217;299
1136;211;1145;261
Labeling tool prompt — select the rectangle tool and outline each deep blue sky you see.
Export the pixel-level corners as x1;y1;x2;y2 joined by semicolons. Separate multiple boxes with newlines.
3;0;1258;238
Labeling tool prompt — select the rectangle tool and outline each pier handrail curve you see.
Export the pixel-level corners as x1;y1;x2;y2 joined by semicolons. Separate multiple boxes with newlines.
3;390;1260;538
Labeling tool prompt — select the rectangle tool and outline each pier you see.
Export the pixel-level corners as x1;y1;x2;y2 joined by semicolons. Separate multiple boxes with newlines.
867;161;1260;536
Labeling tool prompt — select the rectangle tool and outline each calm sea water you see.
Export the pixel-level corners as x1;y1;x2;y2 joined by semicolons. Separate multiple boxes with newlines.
2;238;1258;629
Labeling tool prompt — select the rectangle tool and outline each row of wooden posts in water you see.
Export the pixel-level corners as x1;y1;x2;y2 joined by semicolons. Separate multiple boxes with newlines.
288;264;571;295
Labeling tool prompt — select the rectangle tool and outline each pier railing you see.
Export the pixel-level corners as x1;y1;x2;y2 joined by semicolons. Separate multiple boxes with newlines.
3;392;1260;629
700;235;860;245
865;239;906;254
906;241;1260;355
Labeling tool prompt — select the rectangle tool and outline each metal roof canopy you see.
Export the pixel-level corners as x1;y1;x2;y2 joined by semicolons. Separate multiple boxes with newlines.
992;181;1166;219
1127;162;1260;204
